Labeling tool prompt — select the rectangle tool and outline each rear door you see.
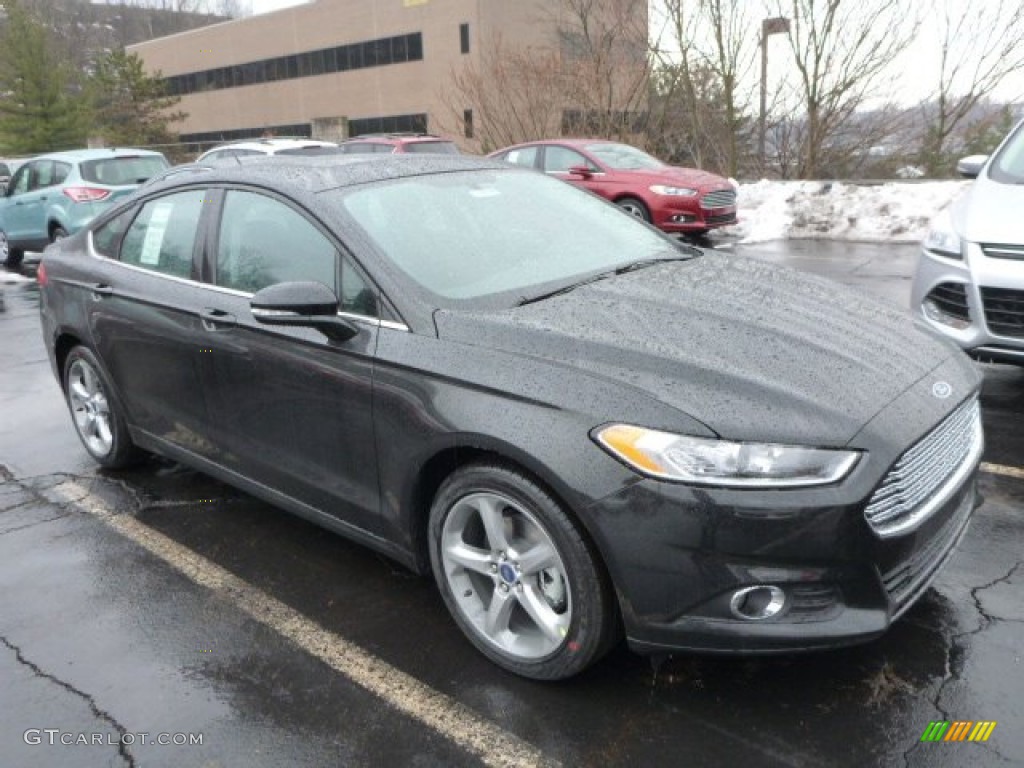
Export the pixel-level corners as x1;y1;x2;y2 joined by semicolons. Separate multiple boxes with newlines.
195;187;382;532
84;188;216;457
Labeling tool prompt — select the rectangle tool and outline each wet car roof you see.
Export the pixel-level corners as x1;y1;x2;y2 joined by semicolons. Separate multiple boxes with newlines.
147;155;509;196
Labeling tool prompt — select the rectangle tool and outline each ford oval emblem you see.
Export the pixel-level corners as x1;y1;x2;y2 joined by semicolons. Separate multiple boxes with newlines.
932;381;953;399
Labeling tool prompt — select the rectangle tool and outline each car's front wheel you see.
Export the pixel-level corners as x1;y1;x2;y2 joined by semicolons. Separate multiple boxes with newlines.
1;229;24;269
615;196;651;222
50;226;69;242
428;463;617;679
63;346;142;469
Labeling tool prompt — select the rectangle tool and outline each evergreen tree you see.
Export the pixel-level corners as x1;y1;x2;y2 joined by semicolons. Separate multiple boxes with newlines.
0;0;87;153
88;50;185;148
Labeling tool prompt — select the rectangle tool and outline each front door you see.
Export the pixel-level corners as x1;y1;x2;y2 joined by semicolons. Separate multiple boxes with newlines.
197;188;382;533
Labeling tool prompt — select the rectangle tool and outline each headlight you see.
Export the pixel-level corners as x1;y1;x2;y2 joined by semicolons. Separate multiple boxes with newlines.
594;424;860;488
922;209;963;260
649;185;698;197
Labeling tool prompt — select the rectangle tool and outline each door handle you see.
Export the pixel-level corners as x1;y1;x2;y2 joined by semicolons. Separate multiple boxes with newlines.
14;201;24;206
91;283;114;298
200;307;236;331
39;196;47;201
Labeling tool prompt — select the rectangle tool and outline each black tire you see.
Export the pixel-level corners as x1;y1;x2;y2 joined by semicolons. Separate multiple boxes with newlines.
615;196;651;223
50;226;69;242
428;462;618;680
1;229;23;269
63;346;143;469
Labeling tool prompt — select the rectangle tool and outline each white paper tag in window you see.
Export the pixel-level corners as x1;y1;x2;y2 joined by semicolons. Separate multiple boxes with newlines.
140;203;173;266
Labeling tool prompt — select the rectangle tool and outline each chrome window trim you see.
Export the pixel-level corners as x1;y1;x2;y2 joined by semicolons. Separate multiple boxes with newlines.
86;231;410;332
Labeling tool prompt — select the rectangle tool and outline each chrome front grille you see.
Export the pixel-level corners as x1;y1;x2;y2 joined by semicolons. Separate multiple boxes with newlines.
864;397;982;537
981;243;1024;260
701;189;736;209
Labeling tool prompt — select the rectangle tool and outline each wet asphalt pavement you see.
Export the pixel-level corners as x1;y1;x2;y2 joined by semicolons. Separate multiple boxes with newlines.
1;241;1022;768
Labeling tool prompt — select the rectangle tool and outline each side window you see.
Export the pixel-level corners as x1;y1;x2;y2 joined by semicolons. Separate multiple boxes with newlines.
501;147;539;168
92;208;136;259
119;190;206;278
53;162;71;185
33;161;55;189
9;164;32;196
542;146;594;173
216;190;336;294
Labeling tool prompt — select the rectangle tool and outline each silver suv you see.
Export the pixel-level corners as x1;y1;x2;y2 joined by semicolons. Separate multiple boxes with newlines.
911;118;1024;365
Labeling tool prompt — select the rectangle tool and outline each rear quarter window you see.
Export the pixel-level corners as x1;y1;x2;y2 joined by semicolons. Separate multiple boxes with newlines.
80;156;169;185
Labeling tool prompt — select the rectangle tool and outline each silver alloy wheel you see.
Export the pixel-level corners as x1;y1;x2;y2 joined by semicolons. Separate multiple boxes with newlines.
0;231;8;261
440;492;572;659
68;359;114;457
617;200;646;219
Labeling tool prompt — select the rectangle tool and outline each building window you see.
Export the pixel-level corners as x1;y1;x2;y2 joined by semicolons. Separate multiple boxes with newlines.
164;32;424;96
463;109;473;139
460;23;469;54
348;113;428;137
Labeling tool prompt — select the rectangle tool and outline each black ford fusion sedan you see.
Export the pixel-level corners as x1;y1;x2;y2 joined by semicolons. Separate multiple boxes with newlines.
39;156;983;680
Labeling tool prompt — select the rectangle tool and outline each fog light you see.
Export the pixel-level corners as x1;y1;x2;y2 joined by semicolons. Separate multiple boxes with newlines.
730;585;787;620
670;214;697;223
923;298;971;330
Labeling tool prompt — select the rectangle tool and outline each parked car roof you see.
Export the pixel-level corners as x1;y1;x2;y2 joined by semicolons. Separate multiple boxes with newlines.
28;148;167;162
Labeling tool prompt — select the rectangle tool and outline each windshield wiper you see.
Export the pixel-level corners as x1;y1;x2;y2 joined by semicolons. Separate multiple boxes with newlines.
517;270;617;306
517;254;697;306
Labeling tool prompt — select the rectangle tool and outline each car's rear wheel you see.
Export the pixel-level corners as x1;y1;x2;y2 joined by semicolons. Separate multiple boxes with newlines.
1;230;24;269
616;196;651;222
63;346;142;469
428;463;617;680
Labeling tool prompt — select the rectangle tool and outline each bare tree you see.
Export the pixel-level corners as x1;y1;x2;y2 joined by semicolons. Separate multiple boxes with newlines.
918;0;1024;175
774;0;919;178
439;36;568;152
440;0;649;151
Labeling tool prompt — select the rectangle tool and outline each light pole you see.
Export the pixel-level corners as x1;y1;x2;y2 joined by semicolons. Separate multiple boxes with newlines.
759;16;790;173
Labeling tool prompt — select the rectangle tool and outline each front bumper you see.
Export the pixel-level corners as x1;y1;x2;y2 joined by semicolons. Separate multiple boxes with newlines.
911;243;1024;363
611;476;978;655
649;193;738;233
583;384;982;654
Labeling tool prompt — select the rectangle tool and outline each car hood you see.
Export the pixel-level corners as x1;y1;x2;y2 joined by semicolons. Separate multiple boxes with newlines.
434;254;961;446
952;175;1024;244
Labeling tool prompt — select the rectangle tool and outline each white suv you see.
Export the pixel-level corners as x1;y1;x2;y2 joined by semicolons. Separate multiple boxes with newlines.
911;118;1024;365
196;138;339;163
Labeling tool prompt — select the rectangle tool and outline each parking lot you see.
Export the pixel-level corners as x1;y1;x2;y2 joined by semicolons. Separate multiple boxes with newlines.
1;241;1022;768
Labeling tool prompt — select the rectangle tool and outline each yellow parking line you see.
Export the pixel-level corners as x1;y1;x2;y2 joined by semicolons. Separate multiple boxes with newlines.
981;462;1024;480
50;481;558;768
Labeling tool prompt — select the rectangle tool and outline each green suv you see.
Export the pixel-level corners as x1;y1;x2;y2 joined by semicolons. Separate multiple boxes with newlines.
0;148;168;268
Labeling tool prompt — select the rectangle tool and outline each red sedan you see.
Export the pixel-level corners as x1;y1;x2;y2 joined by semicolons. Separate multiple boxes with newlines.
489;139;737;235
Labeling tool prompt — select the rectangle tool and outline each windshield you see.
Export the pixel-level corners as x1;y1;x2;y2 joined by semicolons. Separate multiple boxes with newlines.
989;120;1024;184
333;169;688;303
585;143;665;170
80;156;169;185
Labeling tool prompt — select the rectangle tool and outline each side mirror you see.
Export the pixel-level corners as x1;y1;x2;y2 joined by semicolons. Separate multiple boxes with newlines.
956;155;988;179
568;164;594;178
250;281;358;342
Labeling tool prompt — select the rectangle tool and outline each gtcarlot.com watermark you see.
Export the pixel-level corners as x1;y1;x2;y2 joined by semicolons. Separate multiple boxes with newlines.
24;729;203;747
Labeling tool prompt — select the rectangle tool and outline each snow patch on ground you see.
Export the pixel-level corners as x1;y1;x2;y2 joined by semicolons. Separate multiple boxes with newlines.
723;180;971;244
1;270;34;285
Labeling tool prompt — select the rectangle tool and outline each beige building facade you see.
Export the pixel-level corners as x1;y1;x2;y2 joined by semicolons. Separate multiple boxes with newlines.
128;0;559;147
